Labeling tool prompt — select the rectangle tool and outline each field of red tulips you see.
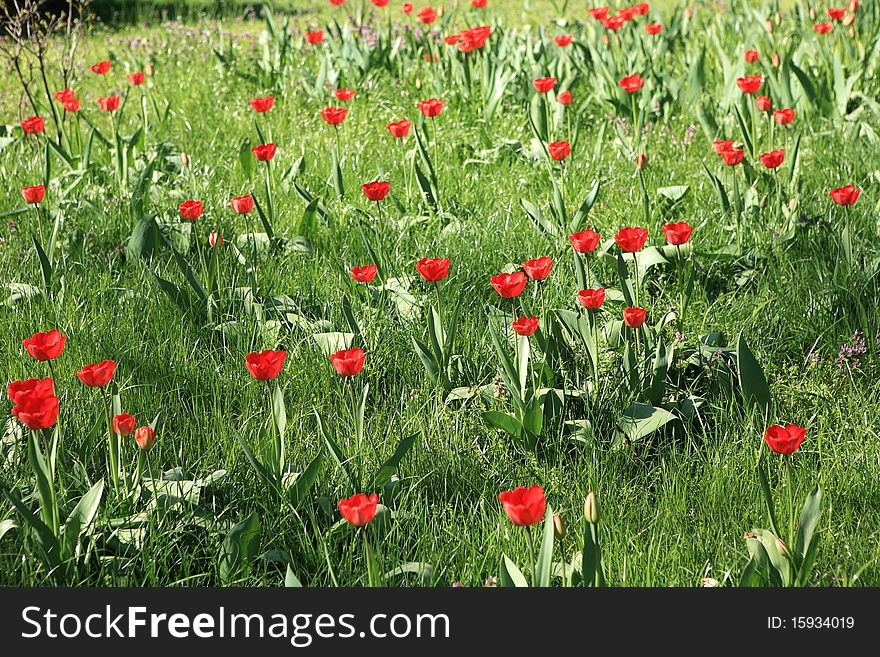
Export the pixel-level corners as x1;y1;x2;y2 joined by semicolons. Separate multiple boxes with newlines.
1;0;879;588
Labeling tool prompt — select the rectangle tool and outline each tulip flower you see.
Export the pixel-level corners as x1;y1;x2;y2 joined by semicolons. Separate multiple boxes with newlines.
828;7;846;20
615;226;648;253
179;200;203;221
590;7;610;20
245;349;287;380
490;271;528;299
127;72;145;86
417;6;437;23
416;257;450;282
63;99;80;112
499;485;546;527
21;185;45;204
645;23;662;35
512;316;539;337
330;347;366;377
230;195;254;214
321;107;348;125
113;413;136;436
372;0;389;6
760;149;785;169
306;31;324;44
773;108;795;125
90;60;111;74
10;382;59;431
339;492;379;526
351;265;378;283
209;232;223;248
569;229;601;253
763;424;806;455
21;116;45;135
829;185;860;206
418;98;445;117
77;360;116;387
813;22;833;34
250;96;275;112
756;95;772;112
662;221;693;246
98;96;121;112
472;0;486;6
623;307;647;328
548;140;571;161
557;90;572;106
736;75;763;94
745;49;759;62
403;2;413;13
521;256;553;281
362;180;390;202
134;426;155;450
54;88;76;104
7;378;54;405
712;139;733;154
533;77;556;93
335;89;356;101
618;74;645;93
386;120;412;137
555;35;572;46
251;143;277;161
578;288;605;310
23;329;66;362
720;147;744;166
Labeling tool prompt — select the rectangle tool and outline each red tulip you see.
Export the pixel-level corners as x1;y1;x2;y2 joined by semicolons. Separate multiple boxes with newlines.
90;60;111;74
512;316;539;337
760;149;785;169
54;88;76;103
756;95;772;112
63;99;80;112
403;2;413;13
21;116;45;134
472;0;487;7
362;181;390;201
763;424;806;455
330;347;365;377
351;264;378;283
712;139;733;154
590;6;610;20
623;307;647;328
603;15;624;30
10;384;59;431
578;288;606;310
813;22;833;34
329;0;344;5
134;426;155;450
372;0;389;5
416;257;451;282
321;106;348;125
338;492;379;526
335;88;356;101
615;226;648;252
618;74;645;93
7;378;54;405
829;185;860;206
745;49;759;62
245;349;287;380
720;147;745;166
77;360;116;387
635;152;648;169
128;72;145;86
570;229;601;253
533;77;556;93
619;7;636;21
21;185;45;204
827;7;846;20
736;75;763;94
179;200;204;221
554;35;573;46
386;119;412;137
230;195;254;214
557;90;572;105
444;34;461;45
250;96;275;112
113;413;136;436
498;485;546;526
662;221;693;246
209;231;223;248
490;271;528;299
773;108;795;125
632;2;649;15
251;143;277;161
418;98;445;117
521;256;553;281
548;140;571;161
306;31;324;44
23;329;66;361
417;6;437;23
645;23;663;35
98;96;121;112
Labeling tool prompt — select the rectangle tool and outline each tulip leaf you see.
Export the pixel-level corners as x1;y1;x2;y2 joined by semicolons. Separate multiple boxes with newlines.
616;403;676;443
371;433;418;490
219;512;261;585
755;463;781;538
498;554;529;588
795;486;822;577
569;179;600;234
645;336;669;406
61;479;104;559
482;411;522;438
331;146;344;198
32;237;52;291
288;452;323;506
520;198;557;236
315;409;356;490
736;332;771;413
534;507;555;587
285;565;303;587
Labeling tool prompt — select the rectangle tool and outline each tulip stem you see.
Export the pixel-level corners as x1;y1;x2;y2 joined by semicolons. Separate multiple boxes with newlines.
524;527;537;586
785;456;795;547
676;244;685;332
101;390;119;493
363;529;378;588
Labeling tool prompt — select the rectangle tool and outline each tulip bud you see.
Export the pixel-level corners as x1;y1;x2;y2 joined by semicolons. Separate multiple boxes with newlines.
145;62;155;76
684;7;693;19
602;34;609;46
134;425;155;450
849;25;855;36
844;13;855;27
765;19;773;33
415;76;422;89
848;0;858;12
774;11;781;25
209;231;222;248
788;198;798;212
437;4;444;17
553;513;566;540
181;152;190;167
771;53;781;68
635;153;648;169
774;535;790;557
701;577;719;587
584;491;600;524
809;7;817;20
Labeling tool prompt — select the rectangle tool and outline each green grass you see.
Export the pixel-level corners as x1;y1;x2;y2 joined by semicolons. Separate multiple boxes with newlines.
1;1;879;586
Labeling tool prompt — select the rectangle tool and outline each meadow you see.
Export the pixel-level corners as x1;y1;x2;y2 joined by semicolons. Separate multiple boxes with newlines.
1;0;878;587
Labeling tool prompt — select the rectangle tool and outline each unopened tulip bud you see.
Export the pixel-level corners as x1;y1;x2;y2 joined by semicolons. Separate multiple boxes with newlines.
209;231;223;248
809;7;817;20
771;53;781;68
134;425;155;450
415;76;422;89
684;7;693;19
181;152;190;167
843;13;855;26
788;198;798;211
774;535;789;557
602;34;609;46
635;153;648;169
584;491;600;524
145;62;155;76
848;0;858;12
701;577;719;587
765;20;773;33
553;513;566;540
849;25;855;36
774;11;781;25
